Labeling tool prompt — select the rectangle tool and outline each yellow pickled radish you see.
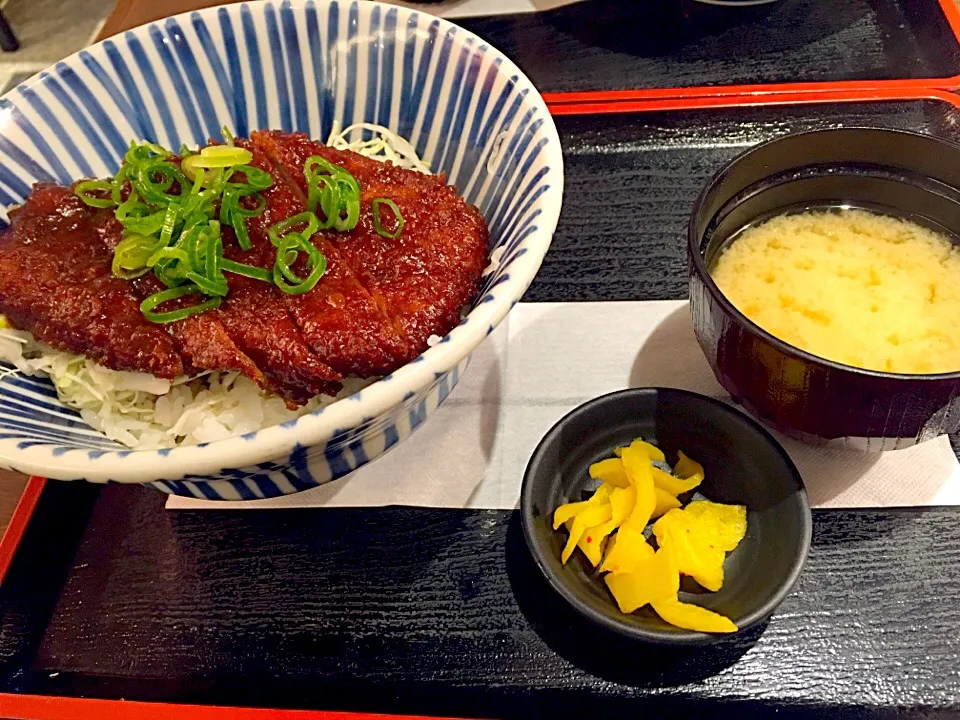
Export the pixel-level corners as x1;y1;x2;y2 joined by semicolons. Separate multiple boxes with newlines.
651;598;738;633
599;526;653;574
651;466;701;496
604;546;679;613
614;438;666;462
588;457;630;488
675;450;705;481
620;445;657;531
582;485;638;560
651;487;682;519
562;502;612;564
552;482;614;530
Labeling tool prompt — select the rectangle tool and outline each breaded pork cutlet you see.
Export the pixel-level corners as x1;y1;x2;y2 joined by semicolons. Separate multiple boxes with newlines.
233;138;411;378
251;130;489;356
0;184;184;379
0;134;489;406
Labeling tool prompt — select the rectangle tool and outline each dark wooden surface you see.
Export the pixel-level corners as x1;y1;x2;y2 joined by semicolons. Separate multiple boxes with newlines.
461;0;960;93
95;0;960;93
3;99;960;716
525;98;960;301
3;483;960;717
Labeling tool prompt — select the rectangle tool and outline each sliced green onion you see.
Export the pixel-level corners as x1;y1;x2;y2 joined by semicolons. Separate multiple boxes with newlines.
140;142;171;159
185;271;229;297
205;228;221;280
268;211;320;246
303;155;361;232
231;165;273;192
81;137;344;323
234;193;267;217
372;198;404;239
218;186;257;252
304;156;347;179
274;236;308;283
132;160;188;205
221;125;235;146
266;210;327;294
112;234;159;279
110;166;130;206
307;175;339;229
220;258;273;283
122;209;168;238
334;189;360;232
140;284;222;323
146;246;190;268
125;141;170;165
273;233;327;295
115;190;148;222
182;146;254;179
75;179;116;209
159;202;181;244
190;167;206;195
233;217;252;251
153;256;189;288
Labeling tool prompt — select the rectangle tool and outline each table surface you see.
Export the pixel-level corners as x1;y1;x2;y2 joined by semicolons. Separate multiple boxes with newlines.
0;8;958;547
2;2;960;713
3;96;960;717
1;0;960;592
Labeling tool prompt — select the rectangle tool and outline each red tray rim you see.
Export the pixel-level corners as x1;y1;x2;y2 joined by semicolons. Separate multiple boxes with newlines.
545;86;960;115
0;695;477;720
4;85;960;720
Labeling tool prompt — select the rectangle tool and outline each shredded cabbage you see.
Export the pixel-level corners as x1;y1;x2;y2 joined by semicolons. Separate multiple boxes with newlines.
327;121;431;174
0;322;368;449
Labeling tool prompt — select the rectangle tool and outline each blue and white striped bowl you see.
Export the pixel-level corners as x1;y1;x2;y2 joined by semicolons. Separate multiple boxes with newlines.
0;0;562;499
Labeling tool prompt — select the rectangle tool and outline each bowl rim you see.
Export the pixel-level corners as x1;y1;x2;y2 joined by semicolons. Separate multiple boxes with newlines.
520;386;812;646
688;125;960;384
0;0;564;482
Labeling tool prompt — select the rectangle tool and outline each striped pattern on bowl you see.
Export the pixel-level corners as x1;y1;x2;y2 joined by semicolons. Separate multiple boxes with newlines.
0;0;563;498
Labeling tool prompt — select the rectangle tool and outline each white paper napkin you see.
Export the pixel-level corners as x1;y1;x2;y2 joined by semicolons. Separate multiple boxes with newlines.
167;301;960;511
378;0;586;19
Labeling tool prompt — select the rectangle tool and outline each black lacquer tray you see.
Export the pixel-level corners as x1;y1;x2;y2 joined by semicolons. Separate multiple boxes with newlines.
3;91;960;719
460;0;960;98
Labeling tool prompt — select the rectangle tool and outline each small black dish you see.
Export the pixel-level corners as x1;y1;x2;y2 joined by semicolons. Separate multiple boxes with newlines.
521;387;811;646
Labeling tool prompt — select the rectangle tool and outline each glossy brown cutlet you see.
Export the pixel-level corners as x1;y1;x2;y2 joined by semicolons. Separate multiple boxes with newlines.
0;184;184;379
235;137;412;378
0;133;488;406
252;130;490;353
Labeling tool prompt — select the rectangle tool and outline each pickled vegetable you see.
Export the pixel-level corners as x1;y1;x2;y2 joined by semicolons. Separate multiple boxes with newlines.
650;466;701;497
562;501;612;564
614;438;666;462
652;487;682;519
599;527;651;574
551;440;747;633
584;485;637;550
651;598;738;633
653;509;726;591
589;458;630;488
685;500;747;551
605;545;677;613
620;445;657;531
674;451;704;481
553;482;614;530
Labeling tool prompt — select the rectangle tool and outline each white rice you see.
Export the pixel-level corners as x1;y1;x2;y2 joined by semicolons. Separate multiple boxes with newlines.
0;126;497;450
